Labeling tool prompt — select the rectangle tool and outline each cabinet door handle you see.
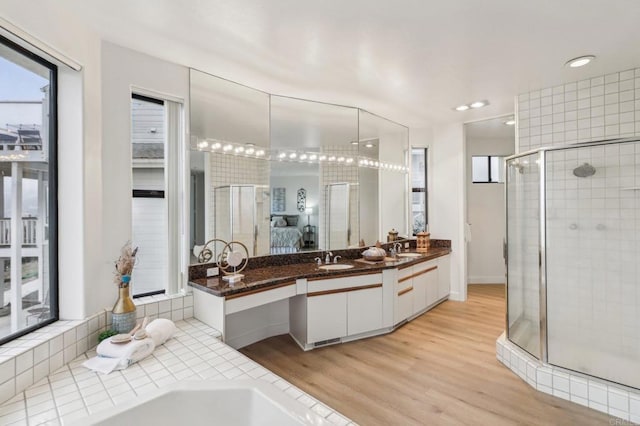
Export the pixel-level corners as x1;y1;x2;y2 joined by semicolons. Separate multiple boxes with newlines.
397;287;413;296
308;283;382;297
398;266;438;283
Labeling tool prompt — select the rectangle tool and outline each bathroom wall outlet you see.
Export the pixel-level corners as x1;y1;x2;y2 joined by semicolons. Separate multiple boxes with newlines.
404;242;410;249
207;267;219;277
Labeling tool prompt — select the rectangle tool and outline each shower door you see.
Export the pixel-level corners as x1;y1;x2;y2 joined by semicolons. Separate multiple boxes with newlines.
545;141;640;389
214;185;269;257
506;152;542;358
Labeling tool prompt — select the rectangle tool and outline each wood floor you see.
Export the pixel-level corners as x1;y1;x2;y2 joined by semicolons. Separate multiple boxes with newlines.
240;285;610;425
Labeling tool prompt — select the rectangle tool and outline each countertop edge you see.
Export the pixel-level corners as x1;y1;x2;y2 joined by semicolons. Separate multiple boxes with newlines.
189;248;451;298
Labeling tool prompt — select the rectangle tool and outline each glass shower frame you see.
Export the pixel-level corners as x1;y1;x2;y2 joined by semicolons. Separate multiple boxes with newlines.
505;137;640;390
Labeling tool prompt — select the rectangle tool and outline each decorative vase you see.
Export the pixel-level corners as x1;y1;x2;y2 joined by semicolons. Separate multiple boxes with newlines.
112;275;137;333
416;231;430;253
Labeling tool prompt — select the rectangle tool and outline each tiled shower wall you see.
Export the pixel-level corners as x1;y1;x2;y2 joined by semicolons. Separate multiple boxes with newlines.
517;68;640;152
510;67;640;393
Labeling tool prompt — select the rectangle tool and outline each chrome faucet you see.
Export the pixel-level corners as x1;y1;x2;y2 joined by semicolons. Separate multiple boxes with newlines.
325;251;333;264
333;255;342;264
393;242;402;254
314;257;322;265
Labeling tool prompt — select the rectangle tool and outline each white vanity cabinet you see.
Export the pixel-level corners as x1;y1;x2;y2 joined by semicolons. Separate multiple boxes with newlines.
394;256;446;325
395;267;414;325
291;271;384;348
437;255;450;299
412;259;438;315
307;292;347;343
347;285;383;335
192;251;451;351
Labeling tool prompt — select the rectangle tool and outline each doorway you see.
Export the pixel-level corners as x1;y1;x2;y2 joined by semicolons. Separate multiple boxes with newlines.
464;116;515;286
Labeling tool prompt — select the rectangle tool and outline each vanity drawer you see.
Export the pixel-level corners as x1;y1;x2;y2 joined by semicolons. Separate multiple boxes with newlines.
307;271;382;293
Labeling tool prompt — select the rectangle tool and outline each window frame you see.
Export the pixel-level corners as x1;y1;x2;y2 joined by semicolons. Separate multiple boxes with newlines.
410;147;428;236
471;155;505;184
0;34;59;345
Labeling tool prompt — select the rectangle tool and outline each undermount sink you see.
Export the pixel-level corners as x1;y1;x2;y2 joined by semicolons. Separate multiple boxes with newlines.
318;264;354;270
397;252;423;258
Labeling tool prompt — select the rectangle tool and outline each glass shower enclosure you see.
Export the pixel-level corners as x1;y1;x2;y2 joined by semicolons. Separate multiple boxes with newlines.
505;138;640;390
213;185;270;256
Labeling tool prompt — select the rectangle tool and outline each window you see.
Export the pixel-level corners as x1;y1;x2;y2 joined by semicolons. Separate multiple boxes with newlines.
472;155;505;183
411;148;428;235
131;94;167;297
0;35;58;344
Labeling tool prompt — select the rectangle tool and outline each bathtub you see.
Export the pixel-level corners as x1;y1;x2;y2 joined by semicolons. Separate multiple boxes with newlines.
73;380;332;425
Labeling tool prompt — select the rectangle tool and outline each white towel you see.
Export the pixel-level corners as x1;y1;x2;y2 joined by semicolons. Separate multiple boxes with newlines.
145;318;177;346
83;337;156;374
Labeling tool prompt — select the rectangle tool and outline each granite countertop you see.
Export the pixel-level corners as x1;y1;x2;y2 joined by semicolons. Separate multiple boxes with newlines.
189;248;451;298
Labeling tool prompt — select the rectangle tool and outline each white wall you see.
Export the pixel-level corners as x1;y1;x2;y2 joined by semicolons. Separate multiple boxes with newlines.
101;41;189;304
465;136;513;284
1;4;103;320
411;125;467;301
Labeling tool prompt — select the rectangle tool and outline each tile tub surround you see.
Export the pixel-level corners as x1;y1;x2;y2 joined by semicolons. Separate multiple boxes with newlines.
496;333;640;422
0;293;194;406
189;238;452;280
0;318;354;426
189;247;451;297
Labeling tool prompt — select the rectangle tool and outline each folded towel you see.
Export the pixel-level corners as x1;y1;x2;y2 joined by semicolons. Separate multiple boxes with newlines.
96;336;156;360
145;318;176;346
83;337;156;374
82;356;122;375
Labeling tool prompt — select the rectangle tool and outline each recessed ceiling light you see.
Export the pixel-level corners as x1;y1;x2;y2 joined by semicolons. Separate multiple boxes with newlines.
351;141;359;145
565;55;595;68
455;104;469;111
504;119;515;126
278;152;286;159
470;100;487;109
365;142;374;148
289;153;297;159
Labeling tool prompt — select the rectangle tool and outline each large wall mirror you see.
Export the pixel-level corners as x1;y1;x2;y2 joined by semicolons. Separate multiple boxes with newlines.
189;69;409;265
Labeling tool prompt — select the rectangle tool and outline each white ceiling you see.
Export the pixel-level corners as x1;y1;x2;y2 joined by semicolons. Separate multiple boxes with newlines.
465;116;515;141
59;0;640;127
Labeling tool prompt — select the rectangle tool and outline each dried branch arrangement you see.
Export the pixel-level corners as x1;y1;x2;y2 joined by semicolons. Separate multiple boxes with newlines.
113;242;139;288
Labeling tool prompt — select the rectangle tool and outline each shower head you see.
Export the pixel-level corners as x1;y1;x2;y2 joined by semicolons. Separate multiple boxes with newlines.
509;161;525;174
573;163;596;178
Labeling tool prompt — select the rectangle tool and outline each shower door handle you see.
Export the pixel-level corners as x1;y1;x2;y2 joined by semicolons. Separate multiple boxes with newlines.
503;239;508;263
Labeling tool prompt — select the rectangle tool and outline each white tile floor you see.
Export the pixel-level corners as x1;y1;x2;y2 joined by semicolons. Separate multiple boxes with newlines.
0;318;355;425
